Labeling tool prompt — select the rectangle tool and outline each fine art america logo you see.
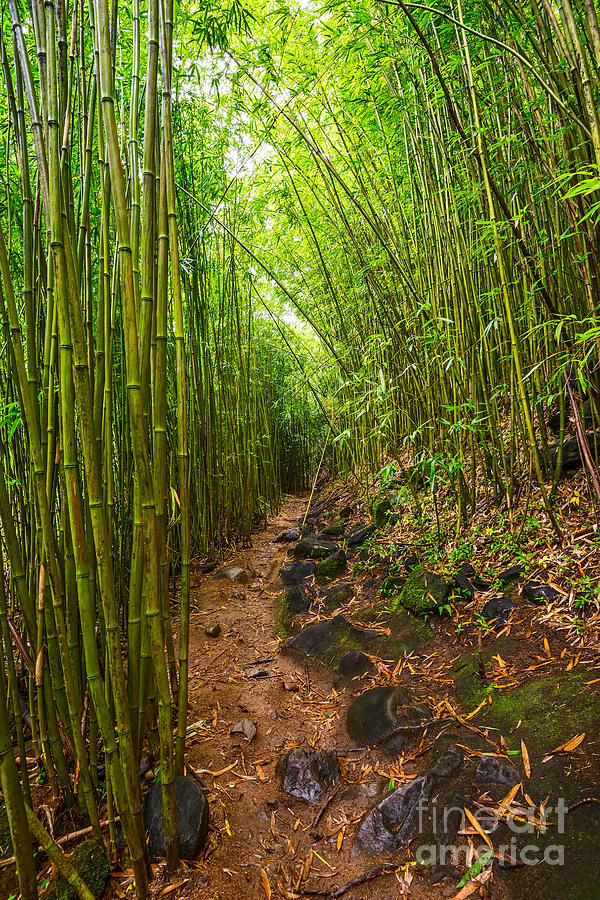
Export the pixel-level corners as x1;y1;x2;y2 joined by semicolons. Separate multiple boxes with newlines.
413;796;567;867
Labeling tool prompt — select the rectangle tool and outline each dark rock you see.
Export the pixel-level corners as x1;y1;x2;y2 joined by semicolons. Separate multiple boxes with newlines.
299;522;315;536
280;560;316;586
522;581;560;604
547;436;582;471
231;718;257;742
290;536;339;559
352;775;428;856
200;560;218;574
476;756;520;789
352;750;462;858
276;748;340;803
321;523;345;537
481;596;515;629
274;529;300;543
143;775;209;860
346;523;376;548
284;584;312;614
205;623;221;638
314;548;347;581
494;565;524;586
212;565;248;584
346;685;408;747
283;614;372;661
48;840;108;900
453;573;474;602
323;581;353;609
339;506;354;519
395;566;450;616
404;553;419;573
337;650;372;679
373;496;393;528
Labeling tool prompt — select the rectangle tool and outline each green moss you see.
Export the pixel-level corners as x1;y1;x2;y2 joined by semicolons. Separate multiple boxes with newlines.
321;522;345;537
48;839;109;900
274;594;294;639
389;565;446;616
314;554;346;582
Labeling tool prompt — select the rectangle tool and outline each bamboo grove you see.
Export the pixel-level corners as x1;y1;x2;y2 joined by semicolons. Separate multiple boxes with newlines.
0;0;321;898
197;0;600;529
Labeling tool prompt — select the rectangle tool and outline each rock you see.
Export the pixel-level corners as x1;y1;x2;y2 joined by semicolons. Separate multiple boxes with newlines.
522;581;560;604
373;496;393;528
280;560;316;586
346;523;376;548
283;679;299;692
283;584;312;614
200;560;218;574
290;536;339;560
321;523;345;537
283;614;372;662
205;623;221;638
339;505;354;519
246;666;268;678
276;748;340;803
476;756;520;789
404;553;419;572
481;596;515;629
212;565;248;584
472;575;492;590
337;650;372;679
323;581;353;609
143;775;209;860
395;566;450;616
314;548;347;581
346;685;407;747
274;529;300;543
352;775;428;856
352;750;462;858
231;718;257;741
493;565;524;586
547;436;582;471
452;562;477;602
47;839;109;900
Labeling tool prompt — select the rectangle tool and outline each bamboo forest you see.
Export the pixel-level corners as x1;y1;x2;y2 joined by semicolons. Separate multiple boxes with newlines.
2;0;600;897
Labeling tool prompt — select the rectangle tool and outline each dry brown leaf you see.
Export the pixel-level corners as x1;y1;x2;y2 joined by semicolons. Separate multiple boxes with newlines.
521;740;531;779
260;867;272;899
159;880;188;896
543;732;585;761
464;807;492;848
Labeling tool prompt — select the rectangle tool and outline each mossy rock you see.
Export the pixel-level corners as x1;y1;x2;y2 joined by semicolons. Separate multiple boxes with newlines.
373;496;393;528
314;550;346;582
321;523;345;537
48;839;109;900
274;594;295;639
283;615;373;670
390;565;449;616
355;602;433;657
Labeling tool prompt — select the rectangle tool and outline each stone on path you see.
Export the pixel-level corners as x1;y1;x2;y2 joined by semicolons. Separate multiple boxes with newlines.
337;650;372;679
143;775;209;860
212;565;248;584
314;548;347;581
476;756;520;789
345;684;431;751
283;584;312;614
276;748;340;803
290;535;339;559
279;560;315;586
274;529;300;543
283;614;372;663
231;718;257;741
205;623;221;638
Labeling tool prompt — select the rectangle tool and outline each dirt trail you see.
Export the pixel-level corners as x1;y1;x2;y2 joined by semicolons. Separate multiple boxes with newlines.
177;494;415;900
165;492;600;900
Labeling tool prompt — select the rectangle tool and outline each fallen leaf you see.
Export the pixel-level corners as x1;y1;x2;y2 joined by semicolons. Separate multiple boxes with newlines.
543;733;585;762
260;868;272;899
464;807;492;848
159;881;188;896
521;740;531;778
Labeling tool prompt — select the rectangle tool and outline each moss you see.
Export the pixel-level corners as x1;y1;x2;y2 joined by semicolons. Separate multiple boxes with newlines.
355;601;433;657
274;594;294;639
388;565;446;616
314;555;346;582
48;839;109;900
321;522;345;537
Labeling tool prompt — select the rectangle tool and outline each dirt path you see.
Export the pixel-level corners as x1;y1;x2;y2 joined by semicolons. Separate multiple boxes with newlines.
161;492;600;900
